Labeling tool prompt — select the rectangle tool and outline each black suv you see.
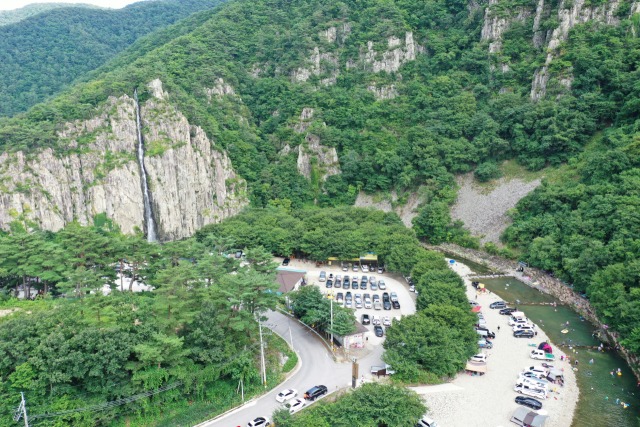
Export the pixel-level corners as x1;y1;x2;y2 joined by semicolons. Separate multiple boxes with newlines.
374;325;384;337
490;301;507;309
514;330;535;339
362;314;370;325
499;307;517;315
515;396;542;410
326;279;333;288
382;293;391;310
304;385;328;401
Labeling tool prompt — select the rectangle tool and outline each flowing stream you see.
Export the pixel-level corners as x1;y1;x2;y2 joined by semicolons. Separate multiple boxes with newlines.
134;89;156;242
456;259;640;426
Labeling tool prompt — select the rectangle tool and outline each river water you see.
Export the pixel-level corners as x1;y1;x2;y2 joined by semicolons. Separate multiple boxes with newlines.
457;263;640;427
458;272;640;427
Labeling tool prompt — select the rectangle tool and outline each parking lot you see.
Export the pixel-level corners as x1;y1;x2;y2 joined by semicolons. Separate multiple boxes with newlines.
278;259;417;347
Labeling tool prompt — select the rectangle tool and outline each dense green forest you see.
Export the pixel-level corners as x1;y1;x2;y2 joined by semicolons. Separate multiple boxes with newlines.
0;222;287;427
1;0;640;389
0;0;224;117
0;3;101;26
0;206;470;425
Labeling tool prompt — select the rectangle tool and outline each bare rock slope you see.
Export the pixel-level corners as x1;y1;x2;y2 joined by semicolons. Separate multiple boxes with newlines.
450;173;541;244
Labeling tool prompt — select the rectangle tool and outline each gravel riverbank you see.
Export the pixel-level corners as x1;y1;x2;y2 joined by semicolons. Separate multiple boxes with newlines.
418;261;578;427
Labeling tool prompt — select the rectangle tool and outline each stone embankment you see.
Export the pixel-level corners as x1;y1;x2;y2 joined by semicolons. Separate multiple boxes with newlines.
425;242;640;381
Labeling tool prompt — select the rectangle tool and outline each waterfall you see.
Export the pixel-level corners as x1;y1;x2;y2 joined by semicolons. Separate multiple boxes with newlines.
134;89;157;242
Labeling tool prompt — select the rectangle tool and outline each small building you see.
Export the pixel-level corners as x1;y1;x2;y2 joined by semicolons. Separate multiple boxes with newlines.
334;321;369;348
274;268;306;294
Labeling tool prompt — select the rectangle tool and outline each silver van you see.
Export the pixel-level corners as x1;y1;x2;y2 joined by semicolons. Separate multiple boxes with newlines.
477;338;493;349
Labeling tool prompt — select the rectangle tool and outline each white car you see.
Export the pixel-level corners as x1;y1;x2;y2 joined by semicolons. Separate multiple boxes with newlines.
355;296;363;309
416;416;439;427
509;317;530;326
390;292;398;302
283;398;306;414
513;384;547;399
513;324;535;333
362;265;369;272
364;296;372;309
319;271;326;282
276;389;298;403
517;376;550;390
248;417;271;427
378;280;386;290
382;316;392;326
524;366;549;376
372;315;381;325
369;276;376;285
353;264;359;272
409;285;415;292
470;354;487;363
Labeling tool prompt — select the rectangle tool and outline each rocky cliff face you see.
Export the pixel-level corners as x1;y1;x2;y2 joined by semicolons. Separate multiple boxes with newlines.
481;0;632;100
0;80;247;240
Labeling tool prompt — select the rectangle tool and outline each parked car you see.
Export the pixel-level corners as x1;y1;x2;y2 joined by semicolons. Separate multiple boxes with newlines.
248;417;271;427
370;282;378;291
524;366;550;377
362;314;370;325
373;297;382;310
374;325;384;337
415;416;439;427
516;376;550;391
326;279;333;288
364;294;372;309
382;316;392;326
530;349;555;361
355;294;363;309
499;307;517;315
513;324;535;333
343;279;350;289
471;354;487;363
514;330;535;339
478;338;493;349
369;276;376;285
282;258;290;266
276;389;298;403
476;328;496;339
469;300;480;307
283;398;306;414
409;285;415;292
513;384;546;399
390;292;398;302
342;264;349;271
362;265;369;273
514;396;542;410
378;265;385;274
336;292;344;303
392;300;400;309
319;271;326;282
382;293;391;310
490;301;507;309
353;264;359;272
378;280;386;290
360;281;367;290
361;276;368;285
303;385;328;401
334;278;342;288
372;315;381;325
345;292;353;308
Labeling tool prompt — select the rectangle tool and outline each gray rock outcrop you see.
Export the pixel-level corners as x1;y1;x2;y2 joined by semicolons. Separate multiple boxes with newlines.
0;82;248;240
360;32;421;73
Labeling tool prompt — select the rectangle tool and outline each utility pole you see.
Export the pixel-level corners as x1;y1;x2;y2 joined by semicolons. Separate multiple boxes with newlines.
288;320;294;352
330;296;334;355
259;319;267;388
13;392;29;427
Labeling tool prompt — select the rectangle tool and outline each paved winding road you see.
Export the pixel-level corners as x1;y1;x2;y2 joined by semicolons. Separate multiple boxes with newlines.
199;310;383;427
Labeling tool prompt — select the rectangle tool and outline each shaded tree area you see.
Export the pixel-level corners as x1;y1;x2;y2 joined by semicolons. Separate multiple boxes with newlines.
0;0;223;117
0;222;285;427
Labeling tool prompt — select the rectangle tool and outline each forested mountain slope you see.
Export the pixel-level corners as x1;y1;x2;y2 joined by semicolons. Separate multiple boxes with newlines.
2;0;640;351
0;2;101;26
0;0;225;117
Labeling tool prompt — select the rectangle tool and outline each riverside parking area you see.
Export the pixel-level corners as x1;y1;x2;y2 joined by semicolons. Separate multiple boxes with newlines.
276;258;417;348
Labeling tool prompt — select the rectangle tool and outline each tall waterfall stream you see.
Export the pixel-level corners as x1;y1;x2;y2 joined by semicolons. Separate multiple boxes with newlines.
134;89;157;242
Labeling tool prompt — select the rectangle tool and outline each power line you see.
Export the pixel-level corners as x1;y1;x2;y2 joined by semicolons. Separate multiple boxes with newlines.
29;382;183;420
